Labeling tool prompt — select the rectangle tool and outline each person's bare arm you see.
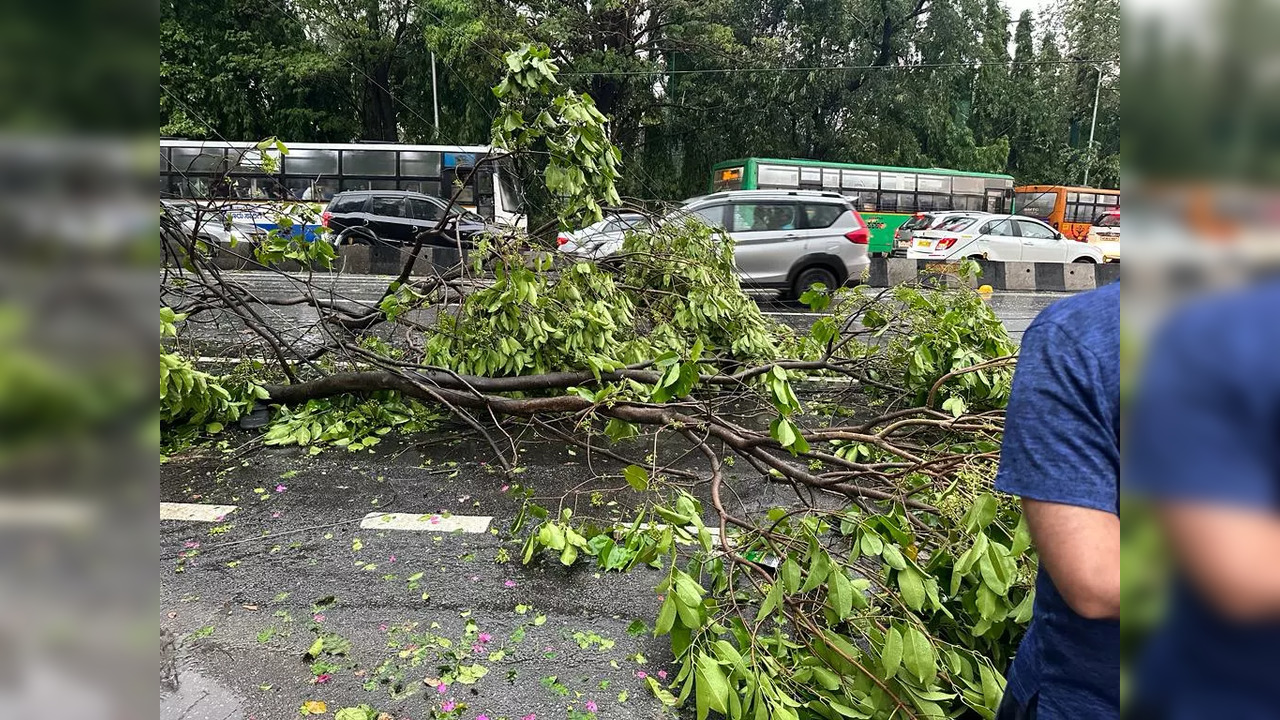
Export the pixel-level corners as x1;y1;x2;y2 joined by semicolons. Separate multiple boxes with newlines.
1022;498;1121;620
1160;503;1280;621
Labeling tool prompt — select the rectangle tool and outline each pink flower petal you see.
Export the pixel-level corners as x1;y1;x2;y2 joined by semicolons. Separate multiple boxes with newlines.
478;633;492;643
275;485;286;492
313;614;325;623
504;580;516;588
585;700;597;712
657;669;668;680
437;682;449;694
636;670;647;679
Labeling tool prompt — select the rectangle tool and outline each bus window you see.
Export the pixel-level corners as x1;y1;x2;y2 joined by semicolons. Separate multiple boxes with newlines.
757;164;799;187
880;172;916;192
821;169;840;189
917;175;951;194
399;151;442;177
953;176;984;195
799;166;822;187
286;149;338;177
342;150;396;176
341;179;397;192
841;170;877;190
398;180;441;196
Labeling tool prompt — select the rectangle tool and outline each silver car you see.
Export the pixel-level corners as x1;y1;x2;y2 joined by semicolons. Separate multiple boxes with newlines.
559;190;870;299
678;190;871;298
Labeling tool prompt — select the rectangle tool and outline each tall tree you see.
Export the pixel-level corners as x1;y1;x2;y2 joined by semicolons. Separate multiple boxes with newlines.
161;0;359;141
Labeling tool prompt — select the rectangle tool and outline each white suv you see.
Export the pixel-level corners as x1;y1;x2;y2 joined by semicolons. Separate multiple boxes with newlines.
677;190;871;298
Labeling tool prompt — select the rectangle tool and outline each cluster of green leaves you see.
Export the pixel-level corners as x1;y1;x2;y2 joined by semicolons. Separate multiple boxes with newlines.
854;275;1016;408
640;493;1033;720
516;500;680;573
161;308;264;443
620;218;786;364
492;43;622;227
425;254;638;378
261;393;443;452
252;204;336;270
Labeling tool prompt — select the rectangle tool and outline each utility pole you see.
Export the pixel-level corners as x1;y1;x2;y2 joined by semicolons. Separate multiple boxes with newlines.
431;52;440;139
1083;64;1102;187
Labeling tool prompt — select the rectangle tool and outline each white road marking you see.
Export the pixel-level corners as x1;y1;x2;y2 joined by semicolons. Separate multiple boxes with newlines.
161;502;238;522
360;512;492;533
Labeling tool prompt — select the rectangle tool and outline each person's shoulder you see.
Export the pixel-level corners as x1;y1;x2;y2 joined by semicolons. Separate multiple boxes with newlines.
1025;282;1119;353
1149;280;1280;370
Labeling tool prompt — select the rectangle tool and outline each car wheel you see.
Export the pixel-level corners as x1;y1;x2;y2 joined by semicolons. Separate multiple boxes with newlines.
338;228;381;246
790;265;840;301
1072;256;1097;263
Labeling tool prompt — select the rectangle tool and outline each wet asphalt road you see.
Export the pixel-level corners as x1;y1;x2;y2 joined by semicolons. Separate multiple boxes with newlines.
163;271;1064;360
160;272;1069;720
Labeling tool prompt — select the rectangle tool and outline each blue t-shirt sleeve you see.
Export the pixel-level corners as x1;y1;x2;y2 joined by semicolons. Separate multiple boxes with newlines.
1126;308;1277;507
995;321;1119;514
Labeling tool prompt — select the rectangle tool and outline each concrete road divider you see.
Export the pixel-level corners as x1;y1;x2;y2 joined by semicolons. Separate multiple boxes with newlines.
866;257;1119;292
201;242;1118;293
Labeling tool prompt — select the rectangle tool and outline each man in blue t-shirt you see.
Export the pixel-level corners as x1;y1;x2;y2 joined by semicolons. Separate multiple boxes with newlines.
993;281;1121;719
1127;281;1280;719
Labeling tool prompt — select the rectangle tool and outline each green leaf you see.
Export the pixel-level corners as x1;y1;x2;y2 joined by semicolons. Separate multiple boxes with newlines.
712;639;748;677
979;662;1003;710
902;626;937;685
647;676;679;707
654;595;677;635
978;541;1012;596
695;652;730;715
756;581;781;623
334;706;377;720
305;637;324;659
779;557;801;594
881;626;903;679
881;542;907;570
963;494;999;533
859;532;883;557
897;566;926;612
799;549;831;593
1011;514;1032;556
623;465;650;491
812;666;842;691
829;569;853;620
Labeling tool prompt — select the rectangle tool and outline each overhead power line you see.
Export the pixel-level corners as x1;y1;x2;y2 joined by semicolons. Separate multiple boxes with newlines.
560;58;1120;77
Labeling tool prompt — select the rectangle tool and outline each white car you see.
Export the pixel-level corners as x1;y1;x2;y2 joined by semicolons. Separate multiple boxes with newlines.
891;210;990;257
556;212;651;259
907;213;1105;264
1087;209;1120;262
162;200;271;248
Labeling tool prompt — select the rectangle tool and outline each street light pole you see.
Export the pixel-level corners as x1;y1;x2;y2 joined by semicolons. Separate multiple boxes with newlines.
431;52;440;139
1083;64;1102;187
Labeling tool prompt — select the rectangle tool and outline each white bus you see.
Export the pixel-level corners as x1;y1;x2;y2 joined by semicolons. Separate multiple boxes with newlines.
160;139;526;238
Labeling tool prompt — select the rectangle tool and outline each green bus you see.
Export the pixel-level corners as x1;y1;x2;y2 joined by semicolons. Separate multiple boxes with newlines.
709;158;1015;255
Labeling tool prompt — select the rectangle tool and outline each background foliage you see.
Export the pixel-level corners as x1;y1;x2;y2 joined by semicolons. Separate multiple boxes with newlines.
161;0;1120;198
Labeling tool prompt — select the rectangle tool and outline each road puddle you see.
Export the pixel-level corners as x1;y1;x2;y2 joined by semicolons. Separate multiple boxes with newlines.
161;630;244;720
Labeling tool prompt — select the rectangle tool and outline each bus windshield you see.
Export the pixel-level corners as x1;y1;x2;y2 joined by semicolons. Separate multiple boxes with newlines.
1014;191;1057;220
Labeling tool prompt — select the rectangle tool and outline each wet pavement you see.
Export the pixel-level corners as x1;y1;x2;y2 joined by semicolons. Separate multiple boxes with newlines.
160;429;811;720
160;272;1070;719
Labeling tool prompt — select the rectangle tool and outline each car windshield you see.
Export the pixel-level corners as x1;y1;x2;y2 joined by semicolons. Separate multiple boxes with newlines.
1095;212;1120;227
942;217;978;231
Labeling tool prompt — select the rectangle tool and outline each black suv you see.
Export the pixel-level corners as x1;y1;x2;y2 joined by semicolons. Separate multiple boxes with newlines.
322;191;491;247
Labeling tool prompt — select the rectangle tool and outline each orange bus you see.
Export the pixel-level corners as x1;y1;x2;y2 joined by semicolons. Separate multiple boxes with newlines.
1013;185;1120;242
